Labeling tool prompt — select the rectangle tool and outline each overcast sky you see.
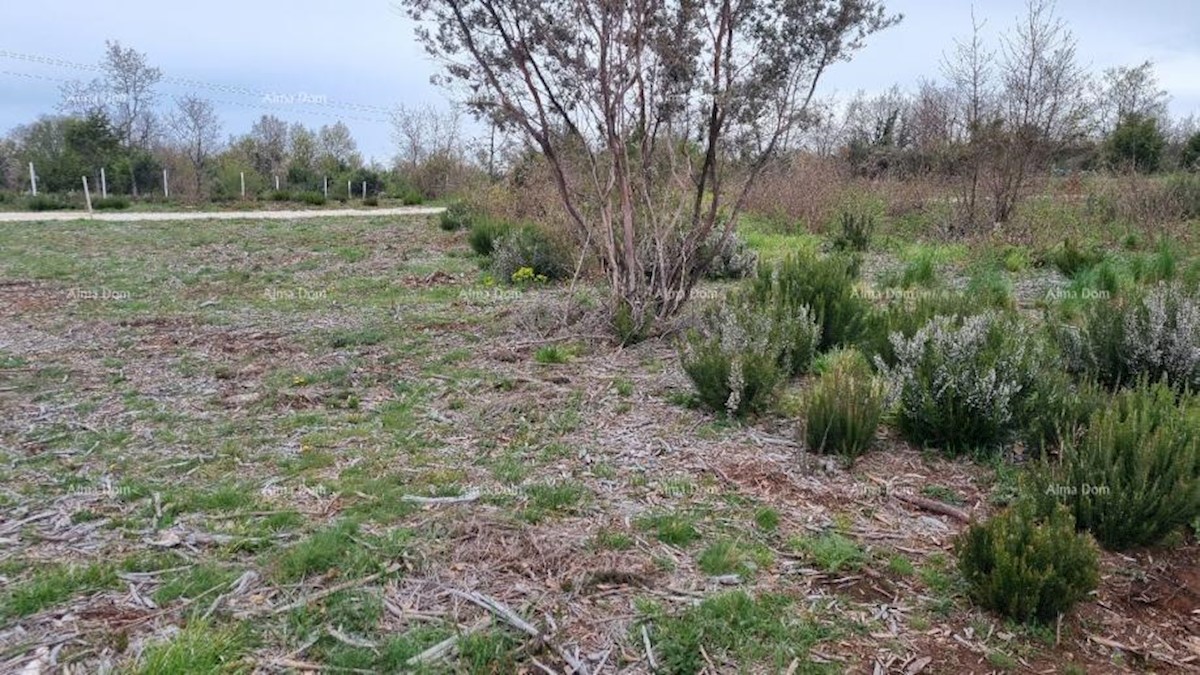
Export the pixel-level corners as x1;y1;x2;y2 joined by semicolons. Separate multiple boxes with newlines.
2;0;1198;162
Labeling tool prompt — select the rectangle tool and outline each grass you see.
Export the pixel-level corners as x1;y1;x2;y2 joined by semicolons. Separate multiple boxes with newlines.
791;532;866;573
641;591;832;674
0;211;1182;672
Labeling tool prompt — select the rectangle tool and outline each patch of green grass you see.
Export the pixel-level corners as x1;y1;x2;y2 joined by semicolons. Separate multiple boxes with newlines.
791;532;866;573
534;344;572;364
641;590;831;674
328;326;390;348
154;564;240;605
135;620;251;674
885;553;915;577
920;484;965;506
753;507;780;532
522;481;588;522
458;628;522;673
613;377;634;397
593;529;635;551
1;563;118;619
638;511;701;547
696;538;773;577
271;520;407;583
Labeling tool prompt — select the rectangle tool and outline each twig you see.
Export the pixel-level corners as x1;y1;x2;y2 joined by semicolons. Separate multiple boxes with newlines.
449;588;589;674
260;565;398;616
406;617;491;667
893;493;971;523
641;624;658;672
400;490;481;505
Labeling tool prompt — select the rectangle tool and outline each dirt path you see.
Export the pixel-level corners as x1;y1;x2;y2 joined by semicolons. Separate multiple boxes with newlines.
0;205;444;222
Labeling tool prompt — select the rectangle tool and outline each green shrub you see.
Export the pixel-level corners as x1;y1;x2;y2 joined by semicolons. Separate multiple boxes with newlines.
268;190;291;202
831;209;875;252
467;218;512;257
1165;172;1200;219
880;313;1047;455
298;191;326;206
1043;239;1106;278
1028;379;1200;550
858;291;993;367
362;196;379;207
490;225;572;283
803;349;886;460
93;196;130;210
439;201;475;231
25;195;72;211
1017;368;1104;456
956;501;1099;624
1056;282;1200;391
398;188;423;205
700;228;758;280
679;299;807;416
748;252;868;352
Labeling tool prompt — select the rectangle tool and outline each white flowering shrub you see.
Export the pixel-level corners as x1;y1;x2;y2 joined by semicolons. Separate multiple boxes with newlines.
879;313;1045;454
1058;282;1200;391
680;299;818;416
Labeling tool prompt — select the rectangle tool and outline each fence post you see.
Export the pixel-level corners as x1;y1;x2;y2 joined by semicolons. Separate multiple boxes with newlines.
100;167;108;199
362;181;366;199
275;175;280;191
82;176;93;214
163;169;169;199
241;172;246;198
323;176;328;199
29;163;37;196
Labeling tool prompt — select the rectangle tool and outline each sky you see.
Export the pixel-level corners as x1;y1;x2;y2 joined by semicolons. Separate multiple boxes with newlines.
1;0;1198;163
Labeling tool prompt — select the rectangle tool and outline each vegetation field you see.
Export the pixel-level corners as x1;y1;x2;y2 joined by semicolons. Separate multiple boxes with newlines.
1;213;1196;673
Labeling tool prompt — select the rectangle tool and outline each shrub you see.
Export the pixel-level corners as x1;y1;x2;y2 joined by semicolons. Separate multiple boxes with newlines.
879;313;1046;455
956;502;1099;624
831;208;875;252
679;299;807;416
803;349;886;460
93;196;130;210
490;225;572;283
1017;368;1104;456
1043;238;1106;278
297;191;326;206
1165;172;1200;219
1056;282;1200;391
1182;131;1200;171
439;201;476;231
467;218;512;257
268;190;291;202
25;195;71;211
398;188;423;205
700;228;758;280
858;291;993;367
1028;380;1200;550
362;196;379;207
748;252;868;353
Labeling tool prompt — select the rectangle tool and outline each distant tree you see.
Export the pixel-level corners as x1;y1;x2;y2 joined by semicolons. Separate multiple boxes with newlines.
60;41;163;151
1095;61;1169;134
401;0;898;323
942;6;996;229
1107;113;1165;173
288;123;319;186
246;115;289;178
1182;132;1200;172
168;96;223;195
316;122;362;175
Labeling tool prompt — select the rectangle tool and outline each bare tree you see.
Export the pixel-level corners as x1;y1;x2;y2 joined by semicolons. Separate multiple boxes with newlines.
401;0;898;324
168;96;222;196
101;41;163;150
1095;61;1170;134
942;6;995;229
317;122;362;173
989;0;1090;223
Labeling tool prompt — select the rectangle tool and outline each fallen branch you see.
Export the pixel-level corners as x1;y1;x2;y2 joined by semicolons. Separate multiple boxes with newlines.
448;588;589;674
893;493;971;523
256;564;398;616
406;617;491;667
401;490;481;505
